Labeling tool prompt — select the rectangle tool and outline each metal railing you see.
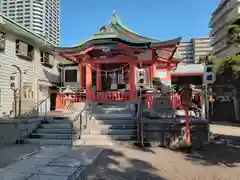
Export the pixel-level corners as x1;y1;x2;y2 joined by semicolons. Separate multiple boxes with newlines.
17;96;50;143
70;103;88;144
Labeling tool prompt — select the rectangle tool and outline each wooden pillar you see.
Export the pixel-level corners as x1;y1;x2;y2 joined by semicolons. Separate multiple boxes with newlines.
151;63;157;78
129;64;136;100
147;66;151;83
79;64;84;89
96;64;102;91
85;63;92;101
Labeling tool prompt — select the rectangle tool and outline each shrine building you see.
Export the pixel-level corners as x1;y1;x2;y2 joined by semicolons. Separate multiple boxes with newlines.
54;12;204;107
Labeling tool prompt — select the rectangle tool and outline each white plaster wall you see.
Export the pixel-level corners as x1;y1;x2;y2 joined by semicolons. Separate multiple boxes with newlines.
0;33;61;117
0;34;34;116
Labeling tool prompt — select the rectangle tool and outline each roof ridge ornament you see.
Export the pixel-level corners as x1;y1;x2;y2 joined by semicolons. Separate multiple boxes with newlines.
111;10;120;25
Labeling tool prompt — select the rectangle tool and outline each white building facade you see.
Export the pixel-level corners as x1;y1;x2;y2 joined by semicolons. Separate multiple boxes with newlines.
209;0;240;58
0;14;66;117
177;37;213;63
0;0;60;45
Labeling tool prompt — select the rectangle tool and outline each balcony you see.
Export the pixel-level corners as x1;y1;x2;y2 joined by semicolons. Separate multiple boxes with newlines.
210;4;240;37
209;0;239;28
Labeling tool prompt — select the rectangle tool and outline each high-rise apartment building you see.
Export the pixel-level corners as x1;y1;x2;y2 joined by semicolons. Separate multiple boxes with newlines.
209;0;240;58
0;0;60;45
177;37;213;63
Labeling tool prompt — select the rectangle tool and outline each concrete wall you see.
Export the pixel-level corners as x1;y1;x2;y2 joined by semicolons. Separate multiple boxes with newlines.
0;118;41;144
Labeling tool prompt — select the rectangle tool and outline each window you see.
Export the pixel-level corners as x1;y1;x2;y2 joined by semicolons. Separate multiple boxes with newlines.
40;51;54;67
65;69;77;82
0;32;6;51
15;40;34;60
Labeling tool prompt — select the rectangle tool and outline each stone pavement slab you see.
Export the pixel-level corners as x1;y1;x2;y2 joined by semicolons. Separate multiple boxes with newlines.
28;174;69;180
210;124;240;136
0;144;41;169
0;145;103;180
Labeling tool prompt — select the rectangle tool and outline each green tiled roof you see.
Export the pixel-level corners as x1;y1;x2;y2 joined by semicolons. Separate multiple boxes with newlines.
55;11;181;52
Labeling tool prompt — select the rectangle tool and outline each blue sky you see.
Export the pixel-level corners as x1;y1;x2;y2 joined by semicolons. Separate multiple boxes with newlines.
60;0;219;46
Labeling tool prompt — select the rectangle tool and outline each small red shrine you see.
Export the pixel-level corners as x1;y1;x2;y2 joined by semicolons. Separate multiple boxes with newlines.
55;11;182;108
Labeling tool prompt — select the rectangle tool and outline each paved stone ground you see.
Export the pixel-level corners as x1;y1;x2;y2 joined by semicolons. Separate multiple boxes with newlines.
78;124;240;180
0;145;103;180
210;124;240;137
0;122;240;180
0;144;42;169
78;142;240;180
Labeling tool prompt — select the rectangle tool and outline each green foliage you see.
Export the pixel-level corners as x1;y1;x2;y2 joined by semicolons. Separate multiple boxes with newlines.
196;55;213;64
213;56;240;84
228;18;240;43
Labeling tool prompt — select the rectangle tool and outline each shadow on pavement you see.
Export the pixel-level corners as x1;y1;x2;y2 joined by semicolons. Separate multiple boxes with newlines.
78;147;166;180
184;135;240;167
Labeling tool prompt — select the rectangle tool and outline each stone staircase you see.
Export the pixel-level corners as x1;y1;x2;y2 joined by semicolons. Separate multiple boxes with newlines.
78;113;137;146
25;113;78;145
23;102;138;146
76;102;138;146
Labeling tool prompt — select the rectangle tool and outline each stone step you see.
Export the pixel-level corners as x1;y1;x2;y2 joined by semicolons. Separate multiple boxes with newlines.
25;138;72;145
94;119;136;125
41;119;71;124
40;124;71;129
26;137;136;146
94;124;137;130
29;133;78;140
87;129;136;135
81;134;136;141
91;114;135;120
36;128;73;134
73;139;114;146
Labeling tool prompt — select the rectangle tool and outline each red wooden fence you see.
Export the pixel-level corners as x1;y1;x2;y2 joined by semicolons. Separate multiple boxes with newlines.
55;91;182;109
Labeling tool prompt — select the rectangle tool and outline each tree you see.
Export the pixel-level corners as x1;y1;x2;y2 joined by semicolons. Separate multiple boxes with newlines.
196;55;213;65
228;18;240;44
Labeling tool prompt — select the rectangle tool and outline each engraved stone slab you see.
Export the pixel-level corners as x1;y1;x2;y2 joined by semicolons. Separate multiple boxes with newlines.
29;152;62;159
63;147;103;165
60;154;94;166
29;146;70;159
38;166;78;176
13;157;52;167
48;157;82;167
28;174;69;180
